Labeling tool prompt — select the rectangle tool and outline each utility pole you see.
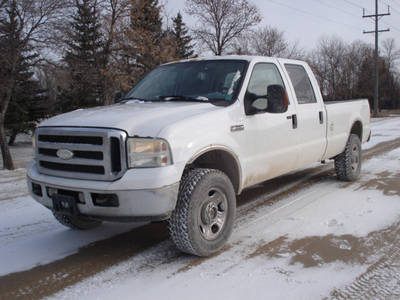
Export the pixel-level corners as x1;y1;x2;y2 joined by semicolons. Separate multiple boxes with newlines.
363;0;390;117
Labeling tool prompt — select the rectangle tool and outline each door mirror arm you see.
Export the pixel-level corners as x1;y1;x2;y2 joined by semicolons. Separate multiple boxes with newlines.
244;92;268;115
114;91;122;104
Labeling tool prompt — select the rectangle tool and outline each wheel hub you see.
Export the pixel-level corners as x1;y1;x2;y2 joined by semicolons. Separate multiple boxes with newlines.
198;188;228;240
201;202;218;224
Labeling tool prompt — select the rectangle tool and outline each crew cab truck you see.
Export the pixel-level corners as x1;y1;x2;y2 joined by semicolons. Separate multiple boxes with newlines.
27;56;371;257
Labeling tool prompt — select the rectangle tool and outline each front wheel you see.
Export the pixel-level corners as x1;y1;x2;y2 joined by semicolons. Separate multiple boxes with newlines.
52;211;103;230
168;168;236;257
335;134;362;181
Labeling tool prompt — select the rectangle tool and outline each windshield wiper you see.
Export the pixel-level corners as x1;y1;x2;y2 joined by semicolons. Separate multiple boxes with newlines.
121;97;149;102
157;95;209;102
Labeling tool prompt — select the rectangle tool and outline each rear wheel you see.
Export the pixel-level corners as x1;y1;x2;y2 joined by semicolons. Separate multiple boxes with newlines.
335;134;362;181
52;211;103;230
168;168;236;257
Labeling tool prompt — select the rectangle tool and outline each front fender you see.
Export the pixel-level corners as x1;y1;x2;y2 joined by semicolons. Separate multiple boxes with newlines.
157;105;246;193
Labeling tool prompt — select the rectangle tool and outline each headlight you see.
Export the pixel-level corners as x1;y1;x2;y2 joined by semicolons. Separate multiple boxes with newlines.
127;138;172;168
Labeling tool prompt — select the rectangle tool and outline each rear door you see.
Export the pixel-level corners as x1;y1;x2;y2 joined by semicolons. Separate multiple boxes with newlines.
282;62;327;169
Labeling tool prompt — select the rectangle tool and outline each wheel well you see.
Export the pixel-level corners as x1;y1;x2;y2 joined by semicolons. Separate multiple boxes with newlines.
186;150;241;194
350;121;363;141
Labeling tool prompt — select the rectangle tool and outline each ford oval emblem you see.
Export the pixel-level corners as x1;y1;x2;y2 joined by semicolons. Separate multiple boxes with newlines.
57;149;75;160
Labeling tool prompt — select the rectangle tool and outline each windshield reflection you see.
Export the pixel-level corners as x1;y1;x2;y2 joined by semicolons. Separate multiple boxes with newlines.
123;60;248;105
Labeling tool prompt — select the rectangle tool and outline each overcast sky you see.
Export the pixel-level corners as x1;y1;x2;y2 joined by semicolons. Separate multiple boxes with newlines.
164;0;400;53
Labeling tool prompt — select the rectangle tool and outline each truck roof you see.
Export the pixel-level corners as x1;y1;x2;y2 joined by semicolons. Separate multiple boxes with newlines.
165;55;305;66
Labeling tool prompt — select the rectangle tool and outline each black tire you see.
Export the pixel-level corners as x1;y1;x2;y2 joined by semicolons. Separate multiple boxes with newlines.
52;211;103;230
335;134;362;181
167;168;236;257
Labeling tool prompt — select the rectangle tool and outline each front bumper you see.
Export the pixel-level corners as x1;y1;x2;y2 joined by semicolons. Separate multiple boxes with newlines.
26;159;180;222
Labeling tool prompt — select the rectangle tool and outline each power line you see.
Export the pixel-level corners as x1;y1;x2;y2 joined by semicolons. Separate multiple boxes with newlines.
377;1;400;37
389;0;400;9
343;0;374;14
343;0;400;36
381;19;400;35
267;0;365;31
379;0;400;14
316;0;367;19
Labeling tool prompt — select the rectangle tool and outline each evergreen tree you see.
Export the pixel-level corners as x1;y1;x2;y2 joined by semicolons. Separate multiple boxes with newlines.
5;69;49;145
0;0;20;169
58;0;104;113
0;0;67;170
171;12;195;60
130;0;162;33
121;0;175;84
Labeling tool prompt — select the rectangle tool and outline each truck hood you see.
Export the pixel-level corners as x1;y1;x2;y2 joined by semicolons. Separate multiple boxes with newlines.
39;101;220;137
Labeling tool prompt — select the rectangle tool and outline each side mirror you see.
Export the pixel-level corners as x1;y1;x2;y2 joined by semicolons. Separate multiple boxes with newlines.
245;85;288;115
114;91;122;104
266;85;288;114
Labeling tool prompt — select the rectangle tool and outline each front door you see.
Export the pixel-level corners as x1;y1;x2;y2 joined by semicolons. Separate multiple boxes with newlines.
241;63;299;188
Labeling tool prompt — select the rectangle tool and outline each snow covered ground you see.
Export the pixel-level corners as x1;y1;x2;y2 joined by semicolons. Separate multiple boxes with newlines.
1;116;400;299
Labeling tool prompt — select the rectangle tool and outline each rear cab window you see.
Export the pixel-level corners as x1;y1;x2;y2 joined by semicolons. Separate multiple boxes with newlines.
284;64;317;104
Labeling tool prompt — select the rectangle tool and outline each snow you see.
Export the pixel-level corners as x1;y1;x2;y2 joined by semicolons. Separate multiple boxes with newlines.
1;116;400;299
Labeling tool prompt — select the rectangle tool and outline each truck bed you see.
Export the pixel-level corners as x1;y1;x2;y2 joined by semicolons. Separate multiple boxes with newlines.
323;99;371;160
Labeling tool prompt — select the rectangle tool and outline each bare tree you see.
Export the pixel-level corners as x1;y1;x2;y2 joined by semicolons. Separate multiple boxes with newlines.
233;26;304;59
308;35;347;99
0;0;69;170
380;38;400;109
98;0;131;104
381;38;400;73
252;26;287;57
343;40;373;99
185;0;261;56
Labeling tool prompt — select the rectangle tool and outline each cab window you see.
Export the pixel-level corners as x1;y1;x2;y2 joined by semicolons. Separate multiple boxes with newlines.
285;64;316;104
247;63;285;96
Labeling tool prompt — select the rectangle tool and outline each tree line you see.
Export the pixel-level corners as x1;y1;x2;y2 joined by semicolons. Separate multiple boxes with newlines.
1;0;400;170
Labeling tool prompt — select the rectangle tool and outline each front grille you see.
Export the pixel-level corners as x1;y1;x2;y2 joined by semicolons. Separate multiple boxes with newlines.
38;135;103;145
38;148;104;160
35;127;127;181
40;161;105;174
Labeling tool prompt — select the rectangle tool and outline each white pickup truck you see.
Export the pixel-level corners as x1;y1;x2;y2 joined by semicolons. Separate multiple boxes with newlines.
27;56;371;257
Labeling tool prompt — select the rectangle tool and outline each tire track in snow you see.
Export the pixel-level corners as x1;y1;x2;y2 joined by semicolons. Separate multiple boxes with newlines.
325;222;400;300
234;181;341;240
232;137;400;241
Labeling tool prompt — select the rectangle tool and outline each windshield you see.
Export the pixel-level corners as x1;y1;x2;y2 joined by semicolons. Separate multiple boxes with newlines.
123;60;248;105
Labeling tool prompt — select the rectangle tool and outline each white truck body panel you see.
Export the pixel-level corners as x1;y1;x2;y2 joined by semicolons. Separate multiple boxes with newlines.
323;100;371;159
27;56;371;222
41;101;220;137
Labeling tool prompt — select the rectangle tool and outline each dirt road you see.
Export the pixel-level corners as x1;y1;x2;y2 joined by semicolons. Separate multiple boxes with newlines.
1;121;400;300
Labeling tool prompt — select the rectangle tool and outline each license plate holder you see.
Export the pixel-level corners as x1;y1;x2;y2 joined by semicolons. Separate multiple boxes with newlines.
52;194;79;215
